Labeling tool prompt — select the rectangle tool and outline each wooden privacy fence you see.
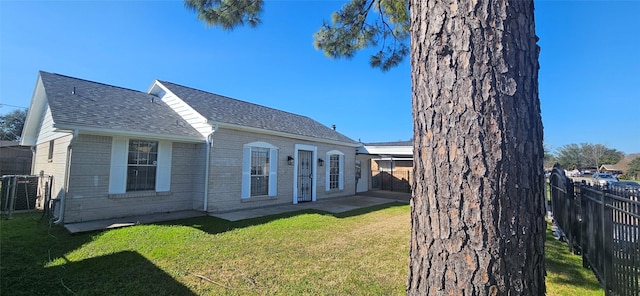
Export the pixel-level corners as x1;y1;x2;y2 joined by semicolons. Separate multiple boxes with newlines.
550;164;639;296
371;170;412;193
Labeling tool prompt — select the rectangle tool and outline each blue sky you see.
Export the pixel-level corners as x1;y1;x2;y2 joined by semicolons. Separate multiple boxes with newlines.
1;0;638;154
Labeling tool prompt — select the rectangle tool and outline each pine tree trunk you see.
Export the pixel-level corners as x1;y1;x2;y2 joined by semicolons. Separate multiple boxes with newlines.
407;0;546;294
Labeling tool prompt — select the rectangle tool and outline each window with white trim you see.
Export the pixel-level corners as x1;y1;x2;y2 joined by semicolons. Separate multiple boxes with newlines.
127;140;158;191
329;154;340;189
325;150;344;191
242;142;278;198
250;147;269;196
108;137;172;194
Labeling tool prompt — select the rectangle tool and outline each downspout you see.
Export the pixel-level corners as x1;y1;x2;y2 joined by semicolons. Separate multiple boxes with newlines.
203;124;217;211
30;146;36;174
53;130;78;225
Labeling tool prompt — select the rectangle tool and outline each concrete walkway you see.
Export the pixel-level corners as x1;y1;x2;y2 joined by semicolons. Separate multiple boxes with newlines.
64;190;410;233
210;193;408;221
64;210;207;233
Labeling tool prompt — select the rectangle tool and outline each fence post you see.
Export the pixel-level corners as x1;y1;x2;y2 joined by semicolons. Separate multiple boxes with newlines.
578;182;589;268
601;188;613;295
7;176;18;218
567;178;577;254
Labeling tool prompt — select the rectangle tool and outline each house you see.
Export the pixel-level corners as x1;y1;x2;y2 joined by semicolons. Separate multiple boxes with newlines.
600;153;640;177
20;71;361;223
0;140;32;176
357;141;413;193
599;164;624;176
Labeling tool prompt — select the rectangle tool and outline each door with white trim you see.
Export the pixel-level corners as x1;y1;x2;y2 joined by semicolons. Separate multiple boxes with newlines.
297;150;313;202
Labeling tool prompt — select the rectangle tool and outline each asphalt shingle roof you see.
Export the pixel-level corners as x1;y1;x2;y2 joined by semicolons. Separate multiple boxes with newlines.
159;81;358;144
40;71;202;139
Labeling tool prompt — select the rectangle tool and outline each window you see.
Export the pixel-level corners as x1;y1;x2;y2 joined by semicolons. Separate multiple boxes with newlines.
241;142;278;199
109;138;171;195
329;154;340;189
126;140;158;191
48;140;54;160
250;147;269;196
325;150;344;191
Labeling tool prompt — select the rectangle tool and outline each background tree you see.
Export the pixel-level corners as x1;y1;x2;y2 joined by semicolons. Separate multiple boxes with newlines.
555;143;582;169
555;143;623;169
598;147;624;166
185;0;546;294
581;143;623;169
544;144;556;169
0;109;27;141
581;143;606;168
627;157;640;180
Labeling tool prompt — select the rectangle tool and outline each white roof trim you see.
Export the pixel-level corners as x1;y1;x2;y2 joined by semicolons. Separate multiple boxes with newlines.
20;75;48;146
359;145;413;156
52;124;205;143
373;157;414;161
216;122;361;148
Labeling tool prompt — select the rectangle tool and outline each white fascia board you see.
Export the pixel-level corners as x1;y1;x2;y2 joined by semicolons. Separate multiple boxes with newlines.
147;81;165;96
356;146;370;154
363;145;413;156
149;80;212;137
20;75;48;146
216;122;362;148
52;124;204;143
373;157;414;161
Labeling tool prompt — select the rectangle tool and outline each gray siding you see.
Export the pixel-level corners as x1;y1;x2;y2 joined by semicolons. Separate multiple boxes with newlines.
32;134;72;202
36;106;68;145
160;92;210;136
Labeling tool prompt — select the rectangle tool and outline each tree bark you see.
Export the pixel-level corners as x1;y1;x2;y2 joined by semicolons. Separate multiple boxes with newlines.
407;0;546;295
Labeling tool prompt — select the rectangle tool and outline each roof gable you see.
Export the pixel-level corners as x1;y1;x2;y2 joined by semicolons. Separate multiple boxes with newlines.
35;72;202;141
157;81;358;145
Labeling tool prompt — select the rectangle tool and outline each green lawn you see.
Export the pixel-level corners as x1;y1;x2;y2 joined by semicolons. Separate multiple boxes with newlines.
544;224;603;296
1;204;602;295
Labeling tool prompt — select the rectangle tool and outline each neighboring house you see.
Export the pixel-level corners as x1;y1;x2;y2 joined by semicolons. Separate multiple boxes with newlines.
600;153;640;177
20;71;360;223
599;164;624;176
357;141;413;193
0;140;32;176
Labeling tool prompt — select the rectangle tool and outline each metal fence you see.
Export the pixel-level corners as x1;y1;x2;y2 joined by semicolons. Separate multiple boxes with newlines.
1;175;53;219
550;164;639;296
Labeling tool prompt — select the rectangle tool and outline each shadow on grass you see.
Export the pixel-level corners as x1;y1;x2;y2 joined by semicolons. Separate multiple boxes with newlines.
545;223;603;292
1;202;407;295
46;251;197;296
162;201;409;236
0;213;196;296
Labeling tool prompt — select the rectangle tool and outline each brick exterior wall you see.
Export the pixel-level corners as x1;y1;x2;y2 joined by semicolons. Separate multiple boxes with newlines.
62;134;205;223
34;130;357;222
205;128;357;212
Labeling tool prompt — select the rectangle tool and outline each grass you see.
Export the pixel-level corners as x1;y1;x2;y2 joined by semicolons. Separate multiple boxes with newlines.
1;204;603;295
544;223;603;296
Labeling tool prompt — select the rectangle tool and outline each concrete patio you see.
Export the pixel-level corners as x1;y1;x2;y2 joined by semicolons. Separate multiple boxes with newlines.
64;191;410;233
